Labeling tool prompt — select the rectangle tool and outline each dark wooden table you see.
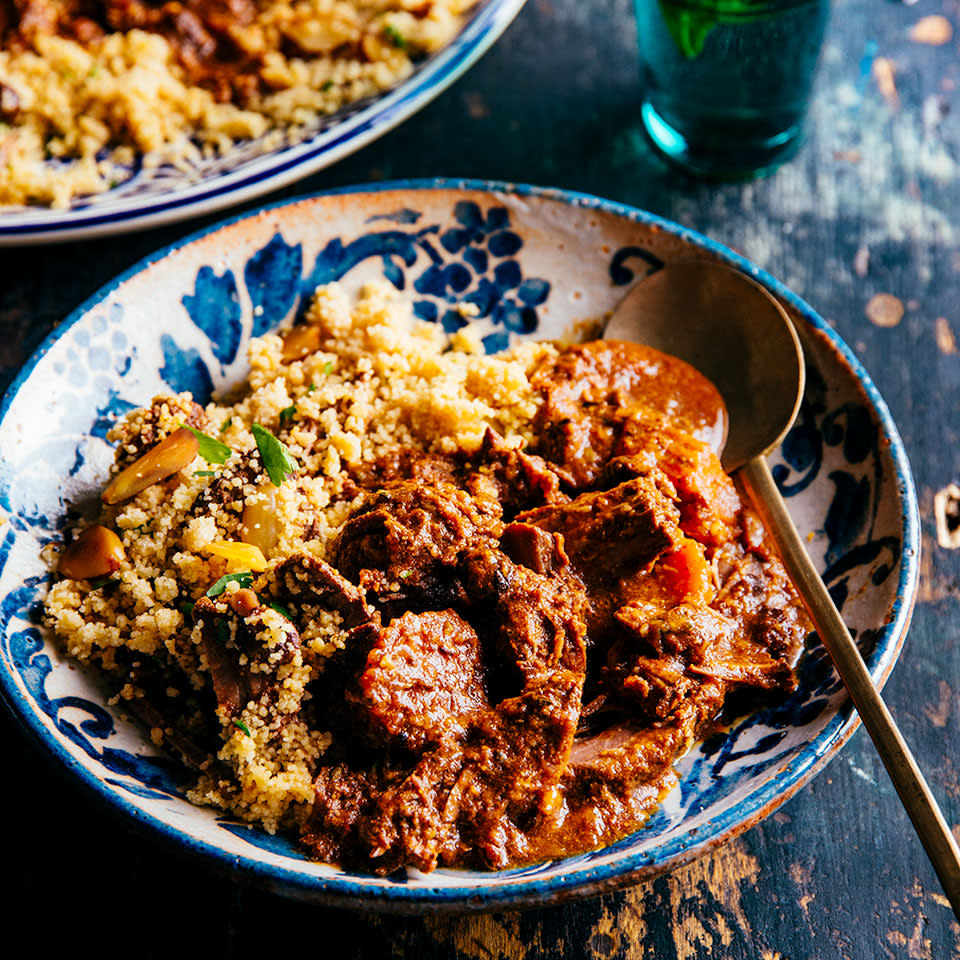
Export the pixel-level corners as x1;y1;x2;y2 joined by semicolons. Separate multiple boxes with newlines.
4;0;960;955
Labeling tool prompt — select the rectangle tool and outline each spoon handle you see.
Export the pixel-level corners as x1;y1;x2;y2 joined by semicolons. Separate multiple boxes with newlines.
740;455;960;919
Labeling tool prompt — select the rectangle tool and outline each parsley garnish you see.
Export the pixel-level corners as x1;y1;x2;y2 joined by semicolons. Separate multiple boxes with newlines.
323;361;334;375
267;601;292;620
215;619;230;645
89;576;116;589
321;80;335;92
180;600;195;618
220;417;232;433
252;423;297;487
306;384;317;394
206;571;254;598
187;427;232;464
384;24;406;48
194;469;215;477
279;404;296;426
234;719;252;738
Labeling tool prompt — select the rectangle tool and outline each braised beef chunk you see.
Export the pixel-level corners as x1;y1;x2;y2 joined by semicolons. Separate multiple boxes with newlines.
348;449;460;490
464;546;588;680
352;609;489;751
606;603;736;718
454;669;584;869
115;648;222;773
467;428;572;516
515;476;681;640
500;522;568;576
303;765;378;865
518;477;680;582
193;593;300;717
271;554;376;630
345;430;569;520
711;545;808;683
332;481;502;613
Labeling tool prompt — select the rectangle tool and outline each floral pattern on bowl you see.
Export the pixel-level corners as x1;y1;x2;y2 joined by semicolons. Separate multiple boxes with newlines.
0;180;919;910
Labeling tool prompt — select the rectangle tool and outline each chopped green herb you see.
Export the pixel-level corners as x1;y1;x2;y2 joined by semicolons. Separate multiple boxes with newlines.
206;571;254;598
187;427;232;464
252;423;297;487
108;179;120;189
215;619;230;645
220;417;233;433
383;24;407;49
89;576;115;589
267;601;293;620
323;360;334;375
194;469;216;477
398;570;412;580
306;383;317;394
180;600;195;618
279;404;296;426
321;79;335;92
234;719;252;738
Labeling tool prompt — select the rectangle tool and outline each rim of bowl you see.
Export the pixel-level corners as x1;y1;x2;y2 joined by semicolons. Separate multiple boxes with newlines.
0;178;921;910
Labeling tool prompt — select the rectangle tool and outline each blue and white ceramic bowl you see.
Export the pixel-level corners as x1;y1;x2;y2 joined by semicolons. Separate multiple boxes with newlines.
0;1;526;247
0;181;919;911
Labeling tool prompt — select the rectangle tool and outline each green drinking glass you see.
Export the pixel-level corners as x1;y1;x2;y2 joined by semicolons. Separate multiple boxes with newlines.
635;0;831;179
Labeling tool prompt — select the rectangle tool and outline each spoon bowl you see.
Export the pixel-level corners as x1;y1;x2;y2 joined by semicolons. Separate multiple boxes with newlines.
604;261;804;471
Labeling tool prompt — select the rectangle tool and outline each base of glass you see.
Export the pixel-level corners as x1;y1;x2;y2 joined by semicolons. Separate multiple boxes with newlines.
640;101;805;181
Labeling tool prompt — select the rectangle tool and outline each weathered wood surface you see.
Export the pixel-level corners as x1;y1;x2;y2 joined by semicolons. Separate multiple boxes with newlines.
4;0;960;955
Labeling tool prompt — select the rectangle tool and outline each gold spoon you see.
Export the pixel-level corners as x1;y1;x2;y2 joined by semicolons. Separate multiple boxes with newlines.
605;260;960;919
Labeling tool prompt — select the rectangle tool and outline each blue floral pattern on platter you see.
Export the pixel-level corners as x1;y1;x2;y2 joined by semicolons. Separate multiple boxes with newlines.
0;181;919;910
0;1;528;246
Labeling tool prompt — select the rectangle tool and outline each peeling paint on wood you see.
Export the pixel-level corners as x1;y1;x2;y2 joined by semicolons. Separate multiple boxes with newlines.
873;56;900;108
935;485;960;549
909;15;953;46
936;317;958;354
865;292;905;327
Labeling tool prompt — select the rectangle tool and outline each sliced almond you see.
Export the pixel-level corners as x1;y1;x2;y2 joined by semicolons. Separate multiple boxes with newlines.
281;324;322;361
102;427;198;505
204;540;268;572
241;485;280;553
59;525;126;580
